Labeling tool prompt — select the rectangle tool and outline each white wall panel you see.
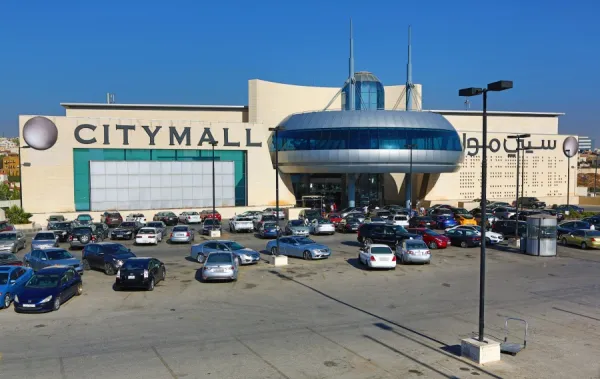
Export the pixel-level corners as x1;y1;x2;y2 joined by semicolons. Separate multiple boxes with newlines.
90;161;235;211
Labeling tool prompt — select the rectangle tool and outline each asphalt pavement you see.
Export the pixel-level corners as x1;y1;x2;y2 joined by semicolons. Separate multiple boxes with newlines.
1;221;600;378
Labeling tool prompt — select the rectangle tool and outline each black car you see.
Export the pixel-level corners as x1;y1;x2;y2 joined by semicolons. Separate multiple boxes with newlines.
110;222;142;240
47;221;73;242
357;223;421;247
445;229;481;248
581;216;600;228
336;217;361;233
202;219;222;235
491;220;527;237
540;209;564;222
146;221;167;236
517;197;546;209
509;210;542;221
153;211;179;226
68;226;104;249
555;204;584;214
409;216;436;229
82;242;136;275
557;220;592;238
93;223;110;239
372;210;392;219
115;257;166;291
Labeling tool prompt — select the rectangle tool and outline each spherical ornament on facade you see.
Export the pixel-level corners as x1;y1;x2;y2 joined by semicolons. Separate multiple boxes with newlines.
23;116;58;150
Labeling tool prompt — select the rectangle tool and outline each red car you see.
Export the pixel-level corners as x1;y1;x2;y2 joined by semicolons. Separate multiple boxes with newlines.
327;213;342;225
407;228;449;249
0;252;23;266
0;221;15;232
201;210;222;222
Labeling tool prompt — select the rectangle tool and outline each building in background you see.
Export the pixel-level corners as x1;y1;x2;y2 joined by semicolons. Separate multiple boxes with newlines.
578;136;593;152
1;154;19;177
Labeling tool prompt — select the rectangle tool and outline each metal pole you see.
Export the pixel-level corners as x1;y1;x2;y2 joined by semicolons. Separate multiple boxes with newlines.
212;143;216;231
521;148;525;204
409;146;413;210
478;90;488;342
18;143;22;207
275;128;280;256
567;155;571;208
514;144;520;238
595;155;598;197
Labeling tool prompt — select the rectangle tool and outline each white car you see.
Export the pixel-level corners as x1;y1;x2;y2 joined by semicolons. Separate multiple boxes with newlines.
396;239;431;264
179;211;201;224
358;244;396;269
445;225;504;244
229;217;254;233
126;213;147;225
135;227;162;245
387;214;409;227
264;207;285;220
309;218;335;235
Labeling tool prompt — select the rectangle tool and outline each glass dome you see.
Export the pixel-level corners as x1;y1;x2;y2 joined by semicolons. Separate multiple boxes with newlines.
342;71;385;111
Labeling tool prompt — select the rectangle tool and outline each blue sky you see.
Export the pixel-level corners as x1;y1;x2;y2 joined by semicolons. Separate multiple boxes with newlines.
0;0;597;141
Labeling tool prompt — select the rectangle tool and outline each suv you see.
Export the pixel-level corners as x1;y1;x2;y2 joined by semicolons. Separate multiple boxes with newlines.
110;221;143;240
47;221;73;242
153;211;178;226
357;223;420;247
101;212;123;227
299;209;321;222
517;197;546;209
491;220;527;237
68;225;103;249
82;243;136;275
253;214;277;231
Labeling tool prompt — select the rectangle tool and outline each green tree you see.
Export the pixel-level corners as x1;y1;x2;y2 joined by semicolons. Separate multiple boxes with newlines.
5;205;32;224
0;183;11;201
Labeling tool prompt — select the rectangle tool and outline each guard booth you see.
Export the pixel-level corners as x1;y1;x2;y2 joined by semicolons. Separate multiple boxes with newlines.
525;214;557;256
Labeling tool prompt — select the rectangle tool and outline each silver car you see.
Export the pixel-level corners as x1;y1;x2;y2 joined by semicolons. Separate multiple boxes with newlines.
396;239;431;264
169;225;195;243
31;232;59;250
285;220;310;236
0;231;26;253
201;252;238;282
191;240;260;265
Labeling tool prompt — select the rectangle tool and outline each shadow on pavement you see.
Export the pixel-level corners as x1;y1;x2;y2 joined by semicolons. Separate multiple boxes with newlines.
341;241;361;248
345;257;369;271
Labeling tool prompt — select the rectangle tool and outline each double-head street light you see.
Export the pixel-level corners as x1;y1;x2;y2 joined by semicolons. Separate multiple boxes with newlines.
405;144;417;211
208;140;218;231
507;134;530;237
458;80;513;343
269;126;285;255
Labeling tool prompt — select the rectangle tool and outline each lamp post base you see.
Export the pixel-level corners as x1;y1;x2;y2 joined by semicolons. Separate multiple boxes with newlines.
461;337;501;364
267;255;288;266
209;230;221;238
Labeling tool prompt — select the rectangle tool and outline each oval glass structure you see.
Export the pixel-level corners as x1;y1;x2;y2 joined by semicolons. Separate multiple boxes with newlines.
269;110;463;174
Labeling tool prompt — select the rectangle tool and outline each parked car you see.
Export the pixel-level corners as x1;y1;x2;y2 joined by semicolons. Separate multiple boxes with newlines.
153;211;179;226
455;214;478;226
582;216;600;229
491;220;527;237
82;243;136;275
146;221;167;236
75;214;93;225
432;214;457;229
336;216;361;233
0;231;26;253
285;219;310;236
31;232;59;250
200;252;238;282
237;211;262;221
471;210;499;228
298;209;322;222
446;225;504;244
0;252;24;266
126;213;147;225
517;197;547;209
560;229;600;249
557;220;592;238
68;225;103;249
408;216;436;229
191;240;260;265
13;266;82;313
339;207;361;218
445;229;481;248
387;214;410;227
541;209;564;222
170;225;195;243
555;204;585;214
407;228;449;249
396;239;431;264
101;212;123;227
357;224;420;247
492;207;516;220
47;215;66;223
200;210;222;222
24;248;83;274
135;227;163;245
253;214;278;231
263;207;285;220
110;221;143;240
93;222;110;239
364;217;387;224
115;257;166;291
429;207;454;217
201;219;221;235
309;218;335;235
372;210;392;220
0;221;15;232
265;236;331;259
259;222;281;239
326;213;343;225
178;211;201;224
345;211;366;223
509;210;542;221
358;244;396;269
0;266;33;309
47;221;73;242
229;216;254;233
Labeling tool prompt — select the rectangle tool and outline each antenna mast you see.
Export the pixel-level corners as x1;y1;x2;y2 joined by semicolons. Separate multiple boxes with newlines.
406;26;414;111
349;19;355;111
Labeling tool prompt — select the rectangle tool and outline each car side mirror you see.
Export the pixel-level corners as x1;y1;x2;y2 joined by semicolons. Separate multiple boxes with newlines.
10;280;16;285
41;257;47;261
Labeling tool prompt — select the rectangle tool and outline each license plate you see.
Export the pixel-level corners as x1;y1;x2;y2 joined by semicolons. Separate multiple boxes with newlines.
380;257;389;261
22;304;35;308
214;269;224;273
128;275;135;279
175;233;185;237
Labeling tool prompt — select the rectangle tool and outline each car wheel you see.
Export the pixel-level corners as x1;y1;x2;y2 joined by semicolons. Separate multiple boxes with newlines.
82;259;90;271
303;250;312;260
460;241;468;248
161;268;166;281
428;241;437;249
2;293;10;309
53;297;60;311
147;277;155;291
196;254;203;264
235;257;241;266
75;282;83;296
104;263;115;276
562;238;568;246
581;242;588;250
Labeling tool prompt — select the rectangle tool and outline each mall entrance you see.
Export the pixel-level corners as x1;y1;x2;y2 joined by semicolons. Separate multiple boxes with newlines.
290;173;384;209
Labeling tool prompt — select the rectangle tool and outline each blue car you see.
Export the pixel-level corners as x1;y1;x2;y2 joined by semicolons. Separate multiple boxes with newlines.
24;248;83;275
0;266;34;309
259;222;281;239
434;215;457;229
31;231;59;250
14;266;82;313
265;236;331;260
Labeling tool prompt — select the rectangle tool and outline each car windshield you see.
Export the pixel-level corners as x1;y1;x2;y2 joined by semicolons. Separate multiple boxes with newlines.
48;222;71;230
147;222;162;228
120;222;136;228
371;246;392;254
391;225;408;233
78;215;92;220
46;250;73;260
262;215;276;221
294;237;315;245
586;231;600;237
108;213;120;217
26;274;61;288
0;233;16;241
289;220;304;227
34;233;56;240
122;260;148;270
317;218;332;224
206;253;232;264
101;245;131;255
204;220;219;226
138;229;155;234
224;241;244;250
425;230;441;236
73;227;92;233
406;241;427;249
370;218;384;222
0;273;8;285
237;218;252;222
0;253;17;260
188;212;199;215
453;208;469;214
173;226;188;232
263;223;277;229
166;212;176;216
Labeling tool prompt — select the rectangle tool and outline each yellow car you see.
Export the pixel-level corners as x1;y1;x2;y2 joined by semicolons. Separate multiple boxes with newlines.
561;229;600;249
456;214;478;226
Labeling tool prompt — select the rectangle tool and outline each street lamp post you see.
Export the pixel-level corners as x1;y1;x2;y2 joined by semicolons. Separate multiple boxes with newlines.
507;134;530;238
595;153;598;197
17;144;30;207
458;80;513;343
566;151;571;209
209;141;218;232
405;144;416;211
269;126;285;255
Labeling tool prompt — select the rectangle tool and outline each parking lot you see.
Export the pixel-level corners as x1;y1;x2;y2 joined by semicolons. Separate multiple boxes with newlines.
1;220;600;378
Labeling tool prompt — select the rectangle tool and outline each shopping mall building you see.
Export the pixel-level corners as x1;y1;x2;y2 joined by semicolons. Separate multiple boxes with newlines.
18;75;577;219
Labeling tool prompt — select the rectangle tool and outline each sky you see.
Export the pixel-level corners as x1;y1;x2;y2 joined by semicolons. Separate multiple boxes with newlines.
0;0;598;141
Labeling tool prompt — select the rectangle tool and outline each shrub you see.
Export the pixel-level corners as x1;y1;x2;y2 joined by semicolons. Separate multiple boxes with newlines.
5;205;32;224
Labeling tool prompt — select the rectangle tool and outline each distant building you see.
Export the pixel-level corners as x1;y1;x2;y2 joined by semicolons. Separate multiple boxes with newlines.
0;138;17;150
1;154;19;176
579;136;593;152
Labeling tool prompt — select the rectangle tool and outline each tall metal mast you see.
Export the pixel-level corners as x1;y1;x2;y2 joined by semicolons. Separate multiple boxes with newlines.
406;25;413;111
349;19;355;111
